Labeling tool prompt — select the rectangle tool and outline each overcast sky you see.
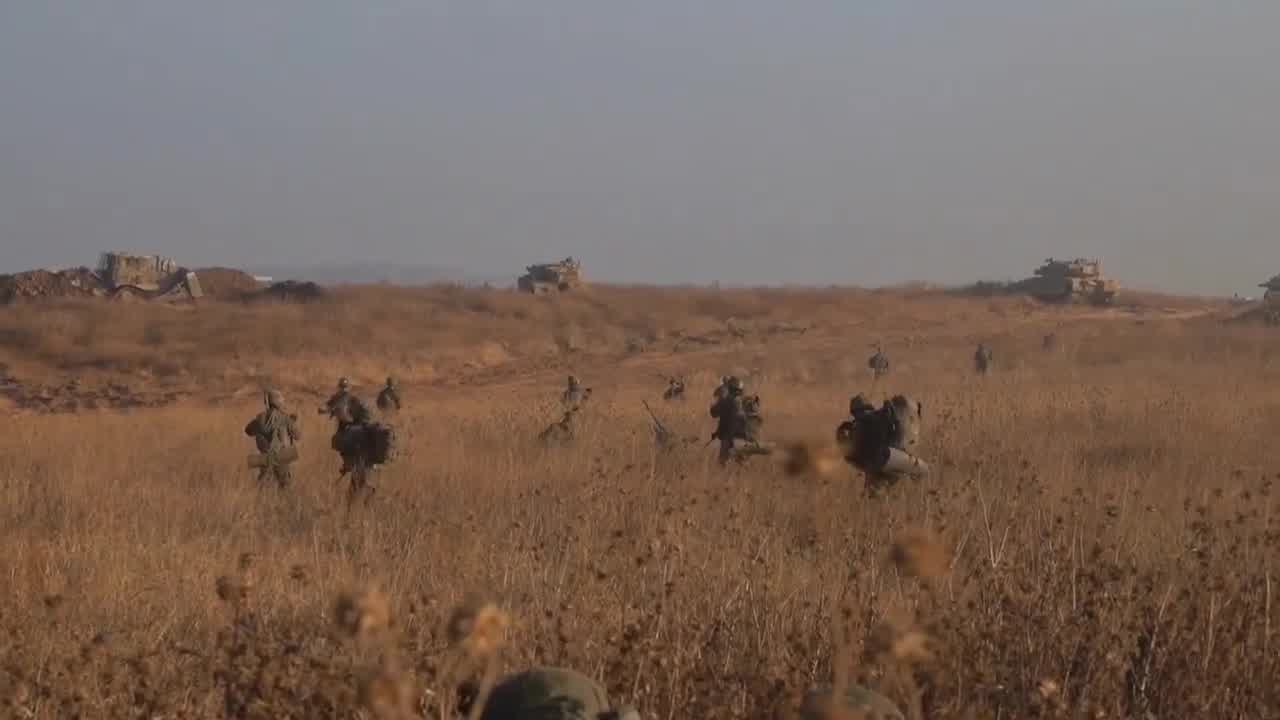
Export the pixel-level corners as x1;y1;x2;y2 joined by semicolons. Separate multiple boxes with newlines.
2;2;1277;294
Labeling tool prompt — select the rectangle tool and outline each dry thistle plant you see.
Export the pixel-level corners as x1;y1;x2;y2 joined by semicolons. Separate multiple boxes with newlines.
436;595;511;720
782;439;843;478
888;528;949;581
334;587;394;640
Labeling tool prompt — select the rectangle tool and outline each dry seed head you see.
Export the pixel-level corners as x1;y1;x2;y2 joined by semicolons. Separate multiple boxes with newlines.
888;528;949;579
865;604;933;665
289;564;309;584
783;441;841;477
334;587;393;638
359;667;416;720
237;552;256;572
446;596;510;658
215;575;251;605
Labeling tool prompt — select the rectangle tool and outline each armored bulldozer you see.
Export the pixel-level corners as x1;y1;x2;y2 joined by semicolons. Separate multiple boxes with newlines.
518;257;583;294
97;252;204;302
1260;274;1280;305
1018;257;1118;305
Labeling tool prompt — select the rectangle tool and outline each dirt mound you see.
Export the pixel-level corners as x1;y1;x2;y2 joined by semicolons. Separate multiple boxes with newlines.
0;268;105;303
193;267;260;300
249;280;328;303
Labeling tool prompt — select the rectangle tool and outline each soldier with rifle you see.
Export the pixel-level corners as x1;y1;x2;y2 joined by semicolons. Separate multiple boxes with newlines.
245;389;301;489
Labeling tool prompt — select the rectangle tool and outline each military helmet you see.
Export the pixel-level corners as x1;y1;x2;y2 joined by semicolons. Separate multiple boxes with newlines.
850;393;873;416
265;389;286;409
386;376;396;387
726;376;744;393
338;377;350;390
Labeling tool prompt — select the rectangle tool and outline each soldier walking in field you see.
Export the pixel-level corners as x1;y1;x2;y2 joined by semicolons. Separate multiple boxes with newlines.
562;375;590;409
708;376;767;464
836;392;928;493
376;376;401;412
318;377;378;502
868;344;890;380
974;342;993;375
321;377;357;420
244;389;301;489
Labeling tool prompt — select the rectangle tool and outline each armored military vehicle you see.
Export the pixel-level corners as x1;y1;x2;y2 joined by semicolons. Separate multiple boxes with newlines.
98;252;204;301
1260;274;1280;305
1018;258;1118;305
518;257;583;294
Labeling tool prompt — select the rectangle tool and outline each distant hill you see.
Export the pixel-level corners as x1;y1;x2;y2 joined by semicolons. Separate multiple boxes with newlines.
245;262;512;288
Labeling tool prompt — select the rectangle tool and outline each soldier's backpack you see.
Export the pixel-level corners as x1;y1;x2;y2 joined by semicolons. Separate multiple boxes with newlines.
364;422;397;465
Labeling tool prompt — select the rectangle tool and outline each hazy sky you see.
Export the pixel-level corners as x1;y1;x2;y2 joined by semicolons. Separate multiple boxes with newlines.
2;2;1277;294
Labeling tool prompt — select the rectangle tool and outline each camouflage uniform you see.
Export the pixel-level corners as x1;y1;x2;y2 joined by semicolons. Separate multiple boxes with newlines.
799;684;904;720
839;394;927;488
318;379;355;422
319;378;373;477
562;375;589;409
711;376;732;402
709;376;763;464
244;389;300;489
478;667;639;720
376;377;401;412
539;406;579;446
974;343;993;374
868;347;890;380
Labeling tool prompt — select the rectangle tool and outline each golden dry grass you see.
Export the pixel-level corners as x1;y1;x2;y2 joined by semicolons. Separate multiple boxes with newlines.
0;284;1277;718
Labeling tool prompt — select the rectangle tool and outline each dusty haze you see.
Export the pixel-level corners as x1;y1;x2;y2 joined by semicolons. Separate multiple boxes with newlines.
2;2;1278;294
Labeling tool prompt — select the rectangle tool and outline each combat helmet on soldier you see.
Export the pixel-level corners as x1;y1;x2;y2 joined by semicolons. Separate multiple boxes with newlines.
478;666;639;720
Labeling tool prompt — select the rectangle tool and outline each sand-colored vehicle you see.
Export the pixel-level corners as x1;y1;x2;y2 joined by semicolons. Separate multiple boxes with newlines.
97;252;204;301
518;257;583;294
1018;258;1118;305
1260;274;1280;305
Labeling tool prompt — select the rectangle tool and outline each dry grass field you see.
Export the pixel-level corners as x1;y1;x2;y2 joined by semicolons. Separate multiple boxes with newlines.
1;284;1277;719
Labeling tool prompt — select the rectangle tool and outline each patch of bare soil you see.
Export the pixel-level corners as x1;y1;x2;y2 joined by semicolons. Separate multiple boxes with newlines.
0;373;191;413
0;268;105;303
